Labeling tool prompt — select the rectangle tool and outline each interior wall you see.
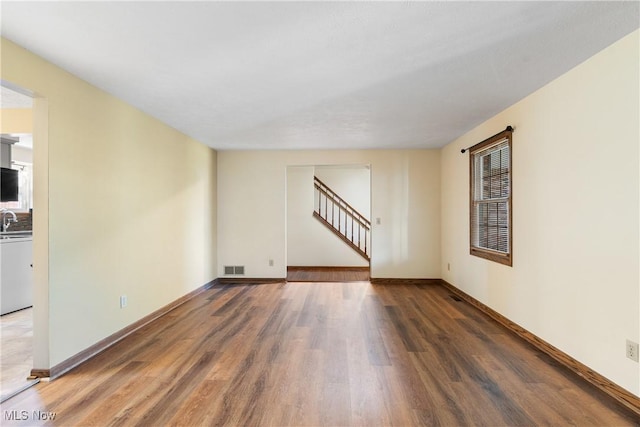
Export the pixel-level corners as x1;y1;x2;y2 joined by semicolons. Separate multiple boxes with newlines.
0;108;33;134
1;38;218;368
31;97;49;368
314;165;371;217
440;30;639;396
218;150;440;279
287;165;369;267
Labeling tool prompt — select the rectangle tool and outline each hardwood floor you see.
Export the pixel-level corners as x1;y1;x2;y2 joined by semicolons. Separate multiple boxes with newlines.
0;281;637;426
287;266;370;282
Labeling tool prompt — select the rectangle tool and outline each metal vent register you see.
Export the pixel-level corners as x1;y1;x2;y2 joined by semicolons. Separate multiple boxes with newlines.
224;266;245;275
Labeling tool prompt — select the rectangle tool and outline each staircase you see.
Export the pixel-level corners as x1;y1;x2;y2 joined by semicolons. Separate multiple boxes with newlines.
313;176;371;261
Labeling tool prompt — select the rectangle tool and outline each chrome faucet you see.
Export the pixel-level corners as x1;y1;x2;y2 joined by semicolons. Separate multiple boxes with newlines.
1;209;18;232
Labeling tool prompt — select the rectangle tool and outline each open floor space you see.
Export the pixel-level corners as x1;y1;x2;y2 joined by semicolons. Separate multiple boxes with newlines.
1;281;635;426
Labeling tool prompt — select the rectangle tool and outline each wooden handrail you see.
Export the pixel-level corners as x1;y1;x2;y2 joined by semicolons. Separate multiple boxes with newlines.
314;177;371;227
315;186;370;230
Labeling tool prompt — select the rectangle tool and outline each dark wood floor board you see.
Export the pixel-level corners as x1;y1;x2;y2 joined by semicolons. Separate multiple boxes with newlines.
425;291;468;321
475;359;583;425
419;286;475;328
408;298;449;338
295;285;319;328
346;341;391;426
75;370;159;426
448;382;515;426
413;330;464;383
535;382;612;425
319;330;348;383
382;355;433;413
466;356;536;426
320;381;352;426
480;327;555;385
453;299;507;336
361;293;388;329
561;382;633;425
1;281;638;426
383;304;426;352
409;351;472;425
47;361;149;426
210;286;254;316
287;266;370;282
378;365;422;425
166;379;226;426
421;330;514;425
359;309;391;366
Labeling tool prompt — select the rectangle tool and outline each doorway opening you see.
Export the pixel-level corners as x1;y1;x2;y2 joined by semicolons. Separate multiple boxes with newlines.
286;164;371;283
0;82;48;402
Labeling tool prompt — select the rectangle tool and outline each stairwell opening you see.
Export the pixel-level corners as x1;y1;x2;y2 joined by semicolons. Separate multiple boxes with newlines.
286;164;371;282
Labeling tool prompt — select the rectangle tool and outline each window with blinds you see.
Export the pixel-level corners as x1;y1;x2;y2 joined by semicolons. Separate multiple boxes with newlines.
469;128;512;266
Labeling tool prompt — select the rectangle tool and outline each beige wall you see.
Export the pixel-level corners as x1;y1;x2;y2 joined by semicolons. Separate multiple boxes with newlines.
440;30;639;395
0;108;33;134
218;150;440;279
315;165;371;217
1;38;218;367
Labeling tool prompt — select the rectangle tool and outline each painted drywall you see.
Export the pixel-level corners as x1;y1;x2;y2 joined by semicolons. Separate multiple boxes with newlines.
440;30;639;395
1;38;218;368
0;108;33;134
287;165;369;267
314;165;371;217
218;150;440;279
31;97;49;369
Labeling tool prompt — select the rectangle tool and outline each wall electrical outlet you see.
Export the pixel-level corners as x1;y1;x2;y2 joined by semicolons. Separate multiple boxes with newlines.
269;259;274;267
447;263;450;271
120;295;128;309
627;340;639;362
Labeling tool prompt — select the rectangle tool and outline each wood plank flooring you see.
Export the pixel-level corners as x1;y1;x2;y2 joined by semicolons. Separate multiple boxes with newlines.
1;281;637;426
286;267;370;282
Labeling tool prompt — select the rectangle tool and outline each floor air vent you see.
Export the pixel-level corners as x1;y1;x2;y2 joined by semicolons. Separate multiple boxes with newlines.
224;266;245;275
449;294;462;302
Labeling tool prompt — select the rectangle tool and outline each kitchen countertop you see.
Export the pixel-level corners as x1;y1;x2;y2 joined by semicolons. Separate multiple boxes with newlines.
0;231;33;243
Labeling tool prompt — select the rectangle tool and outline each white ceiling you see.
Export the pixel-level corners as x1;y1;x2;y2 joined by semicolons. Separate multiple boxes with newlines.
1;1;638;150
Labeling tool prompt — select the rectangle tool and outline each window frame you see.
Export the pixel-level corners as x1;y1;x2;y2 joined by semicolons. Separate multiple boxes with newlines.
469;127;513;266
